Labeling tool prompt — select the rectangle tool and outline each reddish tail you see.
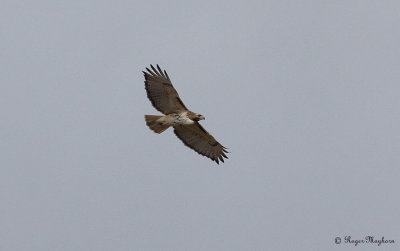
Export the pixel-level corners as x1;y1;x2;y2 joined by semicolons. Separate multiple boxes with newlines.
145;115;170;134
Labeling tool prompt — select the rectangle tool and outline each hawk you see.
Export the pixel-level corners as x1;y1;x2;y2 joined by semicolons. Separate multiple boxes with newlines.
143;65;228;164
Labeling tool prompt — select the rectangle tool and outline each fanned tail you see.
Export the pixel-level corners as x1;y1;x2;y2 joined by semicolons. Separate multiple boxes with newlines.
145;115;170;134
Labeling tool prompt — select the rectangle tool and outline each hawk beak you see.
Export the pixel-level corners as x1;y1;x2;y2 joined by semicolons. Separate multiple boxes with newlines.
200;115;205;120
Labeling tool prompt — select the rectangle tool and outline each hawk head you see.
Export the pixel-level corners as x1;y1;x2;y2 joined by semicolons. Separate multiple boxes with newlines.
194;114;205;121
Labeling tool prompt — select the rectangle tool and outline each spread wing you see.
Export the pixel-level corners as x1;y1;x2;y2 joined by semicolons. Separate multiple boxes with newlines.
174;123;228;164
143;65;188;114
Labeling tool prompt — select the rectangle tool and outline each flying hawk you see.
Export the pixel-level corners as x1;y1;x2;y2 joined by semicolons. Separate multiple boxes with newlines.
143;65;228;164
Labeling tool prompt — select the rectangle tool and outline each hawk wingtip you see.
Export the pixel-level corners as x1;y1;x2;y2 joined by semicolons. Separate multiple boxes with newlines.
151;64;157;73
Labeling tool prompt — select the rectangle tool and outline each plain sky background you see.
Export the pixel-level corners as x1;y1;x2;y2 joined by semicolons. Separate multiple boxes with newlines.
1;1;399;250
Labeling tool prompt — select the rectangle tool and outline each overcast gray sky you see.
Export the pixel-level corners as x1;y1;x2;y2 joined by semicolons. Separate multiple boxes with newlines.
1;1;400;250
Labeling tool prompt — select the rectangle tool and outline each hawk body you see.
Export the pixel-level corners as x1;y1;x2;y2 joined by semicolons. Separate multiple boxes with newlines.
143;65;228;164
147;112;195;128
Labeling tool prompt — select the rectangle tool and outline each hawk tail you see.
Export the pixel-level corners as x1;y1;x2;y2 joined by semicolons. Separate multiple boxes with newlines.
145;115;170;134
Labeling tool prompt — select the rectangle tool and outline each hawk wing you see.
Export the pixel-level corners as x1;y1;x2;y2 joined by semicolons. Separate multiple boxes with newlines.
174;122;228;164
143;65;188;114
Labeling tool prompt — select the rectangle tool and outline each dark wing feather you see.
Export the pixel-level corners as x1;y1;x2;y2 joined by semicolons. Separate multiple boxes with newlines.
143;65;188;114
173;123;228;164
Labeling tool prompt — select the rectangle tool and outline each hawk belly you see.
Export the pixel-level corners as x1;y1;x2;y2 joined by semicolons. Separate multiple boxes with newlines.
161;112;194;126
